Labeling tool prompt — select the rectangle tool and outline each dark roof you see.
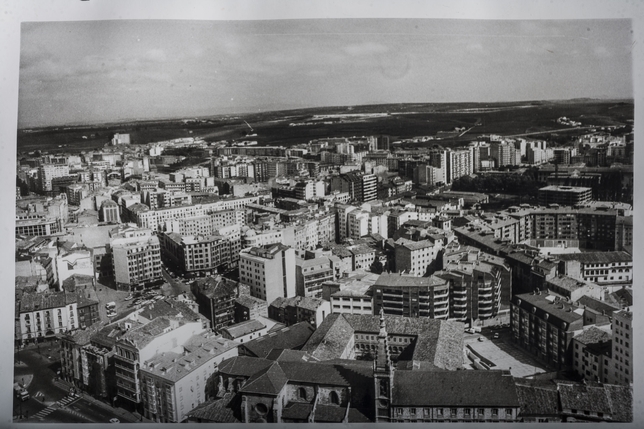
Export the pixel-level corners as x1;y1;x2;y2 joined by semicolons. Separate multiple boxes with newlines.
192;277;238;299
392;370;519;407
278;361;349;387
604;384;633;422
217;356;273;377
314;404;347;422
240;322;314;359
281;402;313;420
573;326;611;348
556;251;632;264
515;385;561;416
557;383;612;414
186;393;240;423
576;295;620;315
265;349;318;363
303;313;463;370
239;362;288;396
514;293;583;329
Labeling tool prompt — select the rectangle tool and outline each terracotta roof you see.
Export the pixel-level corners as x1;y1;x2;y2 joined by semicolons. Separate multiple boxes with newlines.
393;370;519;407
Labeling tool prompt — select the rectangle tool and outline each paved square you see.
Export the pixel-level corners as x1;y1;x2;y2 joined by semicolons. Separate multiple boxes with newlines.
466;336;548;378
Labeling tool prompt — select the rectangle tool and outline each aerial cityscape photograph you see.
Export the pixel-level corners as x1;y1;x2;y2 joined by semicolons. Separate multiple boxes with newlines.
11;14;636;424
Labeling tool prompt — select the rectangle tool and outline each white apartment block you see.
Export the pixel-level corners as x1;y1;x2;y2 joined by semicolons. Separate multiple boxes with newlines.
140;332;238;423
111;228;162;290
239;244;296;304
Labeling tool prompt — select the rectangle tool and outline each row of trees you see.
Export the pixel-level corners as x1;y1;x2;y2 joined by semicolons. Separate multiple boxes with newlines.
451;172;545;196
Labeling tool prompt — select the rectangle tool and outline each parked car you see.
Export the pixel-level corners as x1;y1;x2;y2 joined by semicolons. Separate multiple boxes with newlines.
493;333;500;339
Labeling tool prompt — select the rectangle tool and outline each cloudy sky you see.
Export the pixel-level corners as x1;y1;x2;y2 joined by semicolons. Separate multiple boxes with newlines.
18;19;632;128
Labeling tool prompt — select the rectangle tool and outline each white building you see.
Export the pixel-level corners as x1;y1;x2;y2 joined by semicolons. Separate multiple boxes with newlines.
140;331;238;423
239;244;296;304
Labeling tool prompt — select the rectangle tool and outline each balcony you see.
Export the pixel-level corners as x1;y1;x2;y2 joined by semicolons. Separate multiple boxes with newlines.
117;380;140;394
452;288;467;296
433;291;449;299
452;295;467;302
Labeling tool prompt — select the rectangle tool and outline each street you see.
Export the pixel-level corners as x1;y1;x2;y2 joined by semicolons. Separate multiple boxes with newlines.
13;346;138;423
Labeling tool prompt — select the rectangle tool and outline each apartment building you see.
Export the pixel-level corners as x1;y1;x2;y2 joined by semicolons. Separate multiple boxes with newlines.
16;290;81;345
114;301;209;412
510;292;585;370
140;331;239;423
268;296;331;329
239;244;296;304
190;276;238;332
557;251;632;285
538;186;593;206
571;326;612;384
394;238;443;277
159;232;232;276
110;227;162;291
607;308;632;386
371;273;450;320
295;256;334;298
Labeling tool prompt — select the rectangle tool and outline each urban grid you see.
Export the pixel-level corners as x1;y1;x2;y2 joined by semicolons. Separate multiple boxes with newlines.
13;19;634;426
14;124;634;423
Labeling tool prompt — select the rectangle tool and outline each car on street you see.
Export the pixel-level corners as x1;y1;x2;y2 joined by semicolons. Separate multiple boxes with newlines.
110;418;120;424
493;333;500;339
124;295;133;301
477;337;485;342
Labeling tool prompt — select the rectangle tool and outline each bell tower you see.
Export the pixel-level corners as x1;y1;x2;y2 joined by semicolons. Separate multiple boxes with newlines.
373;309;394;422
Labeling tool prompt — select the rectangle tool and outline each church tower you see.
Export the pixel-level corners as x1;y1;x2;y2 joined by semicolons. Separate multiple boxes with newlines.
373;309;394;422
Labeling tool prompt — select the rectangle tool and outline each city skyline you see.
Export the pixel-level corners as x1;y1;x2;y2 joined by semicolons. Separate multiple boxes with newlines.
19;18;633;128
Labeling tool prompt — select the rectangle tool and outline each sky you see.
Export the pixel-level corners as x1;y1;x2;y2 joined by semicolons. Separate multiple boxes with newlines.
18;18;633;128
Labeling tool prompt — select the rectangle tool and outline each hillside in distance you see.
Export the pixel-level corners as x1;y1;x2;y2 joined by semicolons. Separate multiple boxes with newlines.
17;99;633;154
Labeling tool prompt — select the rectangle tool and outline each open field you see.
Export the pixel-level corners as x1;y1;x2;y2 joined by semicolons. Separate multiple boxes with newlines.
17;99;633;155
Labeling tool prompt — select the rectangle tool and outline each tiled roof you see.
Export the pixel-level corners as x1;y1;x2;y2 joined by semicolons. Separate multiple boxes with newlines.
265;349;318;363
557;383;612;414
269;296;325;312
239;362;288;395
186;392;241;423
19;290;78;313
301;314;354;361
240;322;314;359
314;404;347;422
304;313;463;370
220;319;265;339
393;370;519;407
192;277;238;300
556;251;631;264
573;326;611;346
281;402;312;420
218;356;273;377
575;295;619;315
515;384;561;416
604;384;633;422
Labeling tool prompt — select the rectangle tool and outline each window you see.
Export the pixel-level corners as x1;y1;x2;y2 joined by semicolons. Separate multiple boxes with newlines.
492;409;498;416
464;408;471;416
298;387;307;400
330;391;340;405
450;408;457;418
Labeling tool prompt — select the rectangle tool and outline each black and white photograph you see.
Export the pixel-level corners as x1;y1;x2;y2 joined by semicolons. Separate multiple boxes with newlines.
3;0;641;425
